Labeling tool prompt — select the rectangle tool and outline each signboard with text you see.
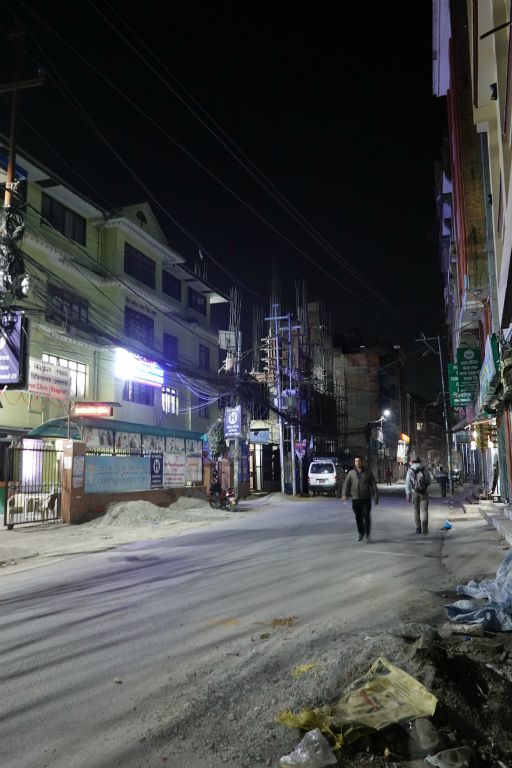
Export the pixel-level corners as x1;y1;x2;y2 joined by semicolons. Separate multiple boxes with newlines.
224;405;242;439
479;334;500;407
163;452;186;487
448;363;472;407
84;455;151;493
28;358;71;400
0;312;26;386
150;453;164;488
456;347;481;394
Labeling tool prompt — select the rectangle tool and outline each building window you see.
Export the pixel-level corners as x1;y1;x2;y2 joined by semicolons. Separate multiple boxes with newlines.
163;333;178;363
42;353;86;398
46;284;89;327
199;344;210;370
41;193;86;245
193;394;209;419
162;386;178;414
125;307;154;346
416;422;424;431
122;380;156;406
162;270;181;301
188;287;206;315
124;243;155;289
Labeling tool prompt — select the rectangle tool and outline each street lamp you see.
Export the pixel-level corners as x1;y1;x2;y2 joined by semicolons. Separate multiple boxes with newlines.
367;410;391;481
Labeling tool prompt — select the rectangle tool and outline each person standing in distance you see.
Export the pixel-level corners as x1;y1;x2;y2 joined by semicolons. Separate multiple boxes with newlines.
436;465;448;497
405;455;432;534
342;455;379;542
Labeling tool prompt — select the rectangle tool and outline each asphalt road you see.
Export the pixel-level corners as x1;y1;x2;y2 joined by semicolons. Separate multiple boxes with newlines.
0;486;504;768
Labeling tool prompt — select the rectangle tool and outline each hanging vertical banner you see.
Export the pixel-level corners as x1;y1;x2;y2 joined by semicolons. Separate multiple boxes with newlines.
448;362;472;406
456;347;481;394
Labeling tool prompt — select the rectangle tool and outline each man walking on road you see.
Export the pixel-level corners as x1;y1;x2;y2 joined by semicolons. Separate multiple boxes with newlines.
342;455;379;542
405;455;432;534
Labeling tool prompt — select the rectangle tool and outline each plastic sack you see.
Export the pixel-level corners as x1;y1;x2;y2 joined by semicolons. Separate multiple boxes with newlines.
445;549;512;630
277;656;437;748
279;728;337;767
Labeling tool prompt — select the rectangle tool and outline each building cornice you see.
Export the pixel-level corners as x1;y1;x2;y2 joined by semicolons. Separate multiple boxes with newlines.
96;217;185;266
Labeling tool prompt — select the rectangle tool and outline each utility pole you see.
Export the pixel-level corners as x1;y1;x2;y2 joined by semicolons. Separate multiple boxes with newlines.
0;21;44;308
229;286;242;499
286;313;301;495
416;333;454;494
265;304;287;494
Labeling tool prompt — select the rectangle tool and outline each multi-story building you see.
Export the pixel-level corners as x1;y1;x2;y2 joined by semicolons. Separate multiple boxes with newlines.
433;0;507;496
0;142;228;471
333;337;407;480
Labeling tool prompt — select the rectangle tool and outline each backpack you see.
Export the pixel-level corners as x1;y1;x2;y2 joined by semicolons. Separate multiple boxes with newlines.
412;467;429;493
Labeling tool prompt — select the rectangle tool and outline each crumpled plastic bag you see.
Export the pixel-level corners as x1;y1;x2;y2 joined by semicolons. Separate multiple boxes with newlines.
277;656;437;749
425;745;476;767
445;550;512;630
279;728;337;767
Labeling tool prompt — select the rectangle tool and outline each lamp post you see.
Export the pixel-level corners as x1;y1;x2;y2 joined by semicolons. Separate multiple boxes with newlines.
368;410;391;481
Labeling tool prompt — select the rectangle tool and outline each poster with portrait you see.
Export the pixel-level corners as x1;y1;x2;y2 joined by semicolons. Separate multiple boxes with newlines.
163;452;186;487
144;434;165;452
82;427;101;448
82;427;114;449
186;438;202;455
116;431;141;451
166;436;185;452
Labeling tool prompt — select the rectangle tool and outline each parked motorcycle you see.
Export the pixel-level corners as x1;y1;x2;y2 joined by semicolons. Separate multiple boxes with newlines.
208;481;237;511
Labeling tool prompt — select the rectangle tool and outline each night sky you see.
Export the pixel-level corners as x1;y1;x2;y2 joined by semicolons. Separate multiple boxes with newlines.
0;2;447;397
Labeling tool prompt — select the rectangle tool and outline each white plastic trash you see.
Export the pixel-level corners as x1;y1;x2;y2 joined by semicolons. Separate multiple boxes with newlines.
279;728;337;767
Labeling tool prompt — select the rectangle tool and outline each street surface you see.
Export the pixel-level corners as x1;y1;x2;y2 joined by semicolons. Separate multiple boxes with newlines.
0;485;506;768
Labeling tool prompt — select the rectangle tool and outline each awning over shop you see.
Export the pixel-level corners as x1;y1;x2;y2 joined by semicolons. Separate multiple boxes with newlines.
450;417;469;433
26;418;81;439
26;417;204;441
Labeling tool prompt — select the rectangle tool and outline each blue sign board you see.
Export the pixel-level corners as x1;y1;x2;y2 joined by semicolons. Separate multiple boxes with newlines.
224;405;242;438
84;455;151;493
150;453;164;488
0;312;26;386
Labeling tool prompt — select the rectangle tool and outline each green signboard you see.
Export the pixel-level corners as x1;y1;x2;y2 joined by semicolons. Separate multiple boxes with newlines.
448;362;472;407
456;347;481;394
479;334;500;407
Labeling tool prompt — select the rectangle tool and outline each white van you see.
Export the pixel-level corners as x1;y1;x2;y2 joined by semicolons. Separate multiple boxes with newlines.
308;457;344;497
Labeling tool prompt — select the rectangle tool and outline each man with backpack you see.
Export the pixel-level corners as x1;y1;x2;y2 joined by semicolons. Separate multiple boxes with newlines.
405;455;432;534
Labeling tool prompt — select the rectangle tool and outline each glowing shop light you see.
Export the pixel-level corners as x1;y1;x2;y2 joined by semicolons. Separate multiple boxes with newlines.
73;403;114;417
115;348;164;387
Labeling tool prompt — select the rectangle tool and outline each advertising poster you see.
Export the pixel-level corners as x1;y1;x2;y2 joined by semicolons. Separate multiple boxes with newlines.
163;452;186;487
145;434;165;452
83;428;115;449
166;436;185;452
116;431;141;451
186;455;202;484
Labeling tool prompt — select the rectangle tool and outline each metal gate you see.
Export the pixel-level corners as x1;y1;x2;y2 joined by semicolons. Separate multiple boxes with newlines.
4;443;62;529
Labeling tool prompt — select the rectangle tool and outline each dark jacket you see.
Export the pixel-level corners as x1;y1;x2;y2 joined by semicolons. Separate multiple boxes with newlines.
342;468;379;502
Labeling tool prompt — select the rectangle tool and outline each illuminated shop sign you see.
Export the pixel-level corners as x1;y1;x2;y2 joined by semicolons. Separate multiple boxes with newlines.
73;403;114;417
0;311;27;386
115;348;164;387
